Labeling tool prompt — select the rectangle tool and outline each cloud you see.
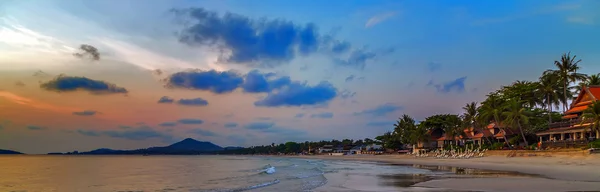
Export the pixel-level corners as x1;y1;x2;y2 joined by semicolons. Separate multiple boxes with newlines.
40;75;127;94
295;113;305;118
254;81;337;107
165;70;244;94
73;44;101;61
345;75;355;82
242;70;292;93
15;81;25;87
173;8;320;67
427;62;442;72
159;122;177;127
177;98;209;106
177;118;204;124
0;91;82;113
330;40;351;54
72;110;97;116
77;129;100;137
310;112;334;119
256;117;272;121
334;49;377;69
224;122;238;128
26;125;47;131
33;70;50;78
190;129;218;137
340;90;356;99
431;76;467;93
158;96;175;103
244;122;275;130
365;11;397;28
354;103;403;117
366;121;396;127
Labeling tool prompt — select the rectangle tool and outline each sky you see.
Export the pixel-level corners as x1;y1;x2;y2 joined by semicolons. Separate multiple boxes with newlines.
1;0;599;154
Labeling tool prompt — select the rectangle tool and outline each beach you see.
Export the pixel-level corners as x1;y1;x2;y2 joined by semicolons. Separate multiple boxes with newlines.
295;152;600;192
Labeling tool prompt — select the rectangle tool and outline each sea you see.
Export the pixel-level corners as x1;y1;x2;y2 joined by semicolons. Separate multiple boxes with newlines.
0;155;529;192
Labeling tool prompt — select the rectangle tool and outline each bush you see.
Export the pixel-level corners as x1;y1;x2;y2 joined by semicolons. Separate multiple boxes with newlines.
589;140;600;148
491;143;504;150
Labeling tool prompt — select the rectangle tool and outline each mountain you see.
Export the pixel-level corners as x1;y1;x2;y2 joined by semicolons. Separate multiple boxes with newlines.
0;149;23;154
48;138;223;155
167;138;223;151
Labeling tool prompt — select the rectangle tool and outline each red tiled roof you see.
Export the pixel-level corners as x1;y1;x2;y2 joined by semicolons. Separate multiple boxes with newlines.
565;105;588;114
570;86;599;108
589;86;600;99
574;101;593;107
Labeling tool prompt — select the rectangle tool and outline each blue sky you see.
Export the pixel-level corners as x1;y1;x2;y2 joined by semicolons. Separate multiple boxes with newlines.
0;0;599;154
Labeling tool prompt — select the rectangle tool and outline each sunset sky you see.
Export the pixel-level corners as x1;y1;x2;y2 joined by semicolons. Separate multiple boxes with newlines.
1;0;599;154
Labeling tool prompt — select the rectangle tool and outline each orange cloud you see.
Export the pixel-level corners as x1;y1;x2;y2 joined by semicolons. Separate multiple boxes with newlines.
0;91;80;113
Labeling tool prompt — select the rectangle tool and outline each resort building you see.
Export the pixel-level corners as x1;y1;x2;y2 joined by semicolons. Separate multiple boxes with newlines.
536;86;600;143
417;122;517;149
317;145;333;154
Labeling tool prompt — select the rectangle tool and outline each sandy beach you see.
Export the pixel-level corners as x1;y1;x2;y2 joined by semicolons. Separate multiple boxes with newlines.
293;153;600;192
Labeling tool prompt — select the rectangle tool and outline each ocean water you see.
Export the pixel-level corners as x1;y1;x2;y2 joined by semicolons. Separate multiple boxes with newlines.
0;155;517;192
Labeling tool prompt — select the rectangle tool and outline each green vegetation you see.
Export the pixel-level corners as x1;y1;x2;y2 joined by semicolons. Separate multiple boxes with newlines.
223;52;598;155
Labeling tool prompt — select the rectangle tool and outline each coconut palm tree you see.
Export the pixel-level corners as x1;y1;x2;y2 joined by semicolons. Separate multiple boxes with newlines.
393;114;418;145
544;52;588;112
580;101;600;139
537;72;561;123
462;102;491;144
572;74;600;96
586;74;600;86
479;93;512;149
502;99;530;146
441;114;466;146
411;123;431;148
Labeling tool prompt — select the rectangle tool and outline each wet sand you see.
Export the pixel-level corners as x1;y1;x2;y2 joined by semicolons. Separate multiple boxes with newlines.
295;154;600;192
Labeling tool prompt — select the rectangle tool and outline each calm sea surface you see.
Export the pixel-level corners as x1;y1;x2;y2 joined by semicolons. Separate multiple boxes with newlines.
0;155;526;192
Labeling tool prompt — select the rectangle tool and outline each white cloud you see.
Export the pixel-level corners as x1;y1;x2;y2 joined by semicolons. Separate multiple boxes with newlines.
0;17;76;56
365;11;397;28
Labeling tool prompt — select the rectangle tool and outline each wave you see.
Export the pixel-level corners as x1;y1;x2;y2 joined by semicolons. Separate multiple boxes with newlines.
261;166;276;174
199;179;280;192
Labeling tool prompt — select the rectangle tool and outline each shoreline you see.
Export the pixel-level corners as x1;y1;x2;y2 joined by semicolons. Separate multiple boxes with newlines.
289;154;600;192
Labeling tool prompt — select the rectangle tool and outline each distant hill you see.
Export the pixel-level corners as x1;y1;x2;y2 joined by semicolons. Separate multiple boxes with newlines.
48;138;224;155
0;149;23;154
167;138;223;151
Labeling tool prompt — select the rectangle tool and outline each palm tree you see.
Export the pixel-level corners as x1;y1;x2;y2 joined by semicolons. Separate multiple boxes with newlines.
544;52;588;112
462;102;492;144
411;124;431;148
572;74;600;96
479;93;512;149
502;99;530;146
443;115;466;146
584;74;600;86
580;101;600;139
537;72;561;123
